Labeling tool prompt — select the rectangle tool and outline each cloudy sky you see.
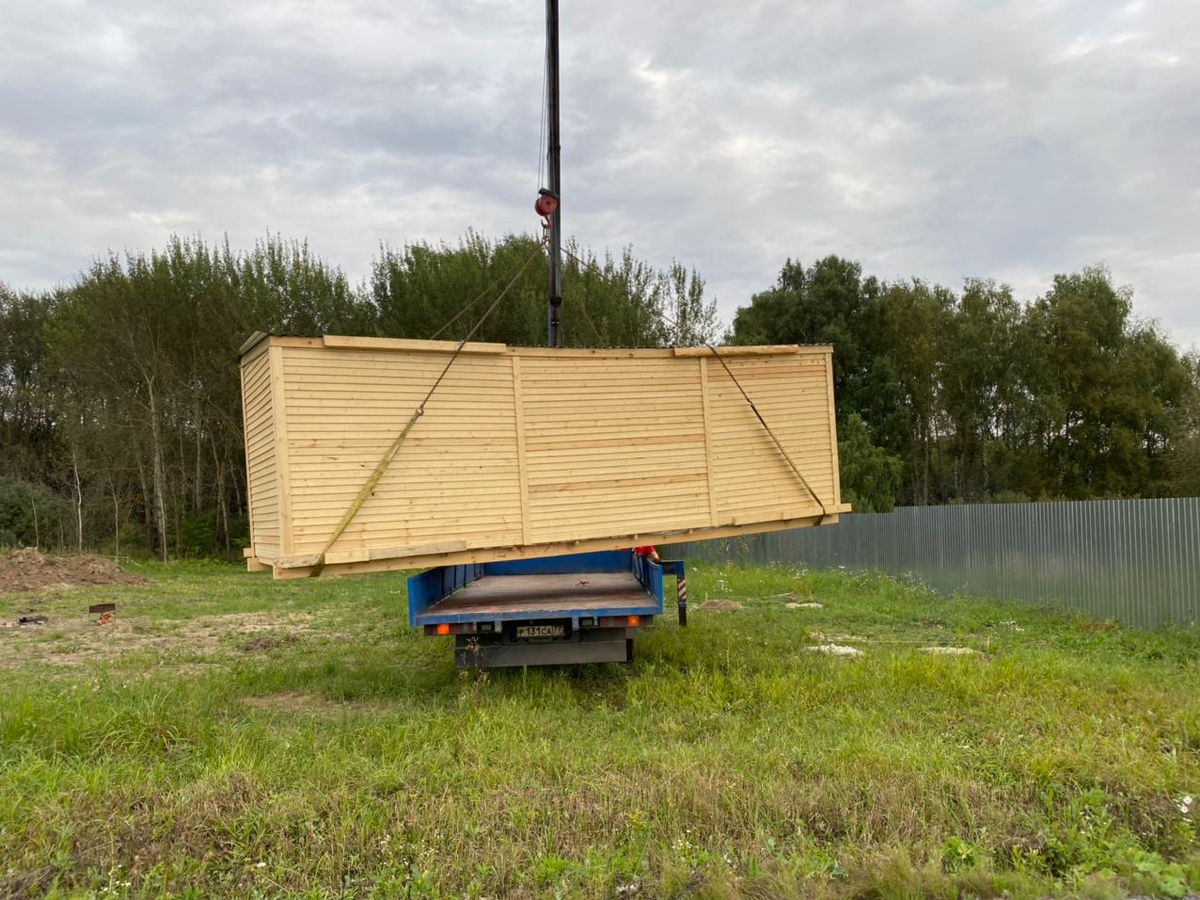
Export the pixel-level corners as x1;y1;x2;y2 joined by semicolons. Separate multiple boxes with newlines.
2;0;1198;345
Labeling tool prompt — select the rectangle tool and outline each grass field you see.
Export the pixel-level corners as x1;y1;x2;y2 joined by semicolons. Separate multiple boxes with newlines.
1;559;1198;899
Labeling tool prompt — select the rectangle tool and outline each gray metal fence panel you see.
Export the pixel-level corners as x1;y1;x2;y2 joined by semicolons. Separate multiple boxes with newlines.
675;499;1200;629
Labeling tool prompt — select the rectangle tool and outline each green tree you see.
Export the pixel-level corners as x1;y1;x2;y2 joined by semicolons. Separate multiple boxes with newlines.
837;413;903;513
728;255;873;410
867;279;952;504
939;279;1023;500
3;230;719;560
0;476;72;549
43;234;370;559
728;256;1195;508
1164;353;1200;496
561;243;666;347
372;232;719;349
0;285;56;483
1024;266;1190;498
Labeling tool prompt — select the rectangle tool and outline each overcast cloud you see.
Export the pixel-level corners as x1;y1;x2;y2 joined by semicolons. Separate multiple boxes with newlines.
2;0;1198;345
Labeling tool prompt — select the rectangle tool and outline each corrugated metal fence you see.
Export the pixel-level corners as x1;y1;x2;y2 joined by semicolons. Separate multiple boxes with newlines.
677;499;1200;629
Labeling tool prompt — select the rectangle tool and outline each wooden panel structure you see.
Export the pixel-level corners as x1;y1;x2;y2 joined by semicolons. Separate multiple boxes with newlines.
240;342;280;559
240;334;849;578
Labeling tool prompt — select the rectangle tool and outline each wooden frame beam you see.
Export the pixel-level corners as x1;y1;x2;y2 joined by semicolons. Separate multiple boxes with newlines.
271;510;847;580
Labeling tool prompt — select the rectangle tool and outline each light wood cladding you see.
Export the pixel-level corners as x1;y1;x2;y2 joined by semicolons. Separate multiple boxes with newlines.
239;335;848;577
240;344;280;560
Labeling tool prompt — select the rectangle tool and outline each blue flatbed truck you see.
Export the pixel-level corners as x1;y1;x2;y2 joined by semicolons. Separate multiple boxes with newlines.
403;2;691;670
408;550;687;668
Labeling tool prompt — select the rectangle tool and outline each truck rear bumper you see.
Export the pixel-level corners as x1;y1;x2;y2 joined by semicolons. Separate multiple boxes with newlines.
454;628;632;668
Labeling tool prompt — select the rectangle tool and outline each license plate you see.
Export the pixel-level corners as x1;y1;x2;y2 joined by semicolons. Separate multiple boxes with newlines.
516;624;564;639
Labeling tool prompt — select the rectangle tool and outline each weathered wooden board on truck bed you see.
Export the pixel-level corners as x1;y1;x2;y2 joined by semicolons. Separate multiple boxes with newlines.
240;334;849;578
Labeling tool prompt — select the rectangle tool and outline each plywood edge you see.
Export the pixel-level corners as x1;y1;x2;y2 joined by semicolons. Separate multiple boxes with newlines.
824;351;843;508
271;508;850;578
245;545;280;570
240;354;269;566
239;334;507;356
240;333;825;359
321;335;507;354
268;345;294;558
239;331;271;358
318;539;474;566
514;347;678;359
514;346;826;359
673;344;813;357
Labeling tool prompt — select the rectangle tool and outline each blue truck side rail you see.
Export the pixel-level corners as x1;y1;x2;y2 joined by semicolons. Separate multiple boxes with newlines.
408;550;669;627
407;562;484;625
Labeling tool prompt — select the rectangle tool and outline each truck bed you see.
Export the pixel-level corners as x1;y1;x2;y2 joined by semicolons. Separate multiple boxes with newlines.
413;571;656;625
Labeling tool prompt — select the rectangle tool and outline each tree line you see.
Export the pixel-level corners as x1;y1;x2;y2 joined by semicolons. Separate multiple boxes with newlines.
729;257;1200;511
2;233;1197;559
0;232;716;558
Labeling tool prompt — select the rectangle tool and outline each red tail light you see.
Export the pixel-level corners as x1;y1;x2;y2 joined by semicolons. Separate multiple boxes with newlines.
597;615;648;628
427;622;477;636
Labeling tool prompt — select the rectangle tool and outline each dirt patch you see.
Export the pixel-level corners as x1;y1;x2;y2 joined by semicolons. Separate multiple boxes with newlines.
177;612;314;657
0;866;57;898
239;632;301;652
242;691;323;713
697;599;743;612
0;610;316;670
809;631;868;643
0;548;147;593
807;644;863;657
921;646;979;655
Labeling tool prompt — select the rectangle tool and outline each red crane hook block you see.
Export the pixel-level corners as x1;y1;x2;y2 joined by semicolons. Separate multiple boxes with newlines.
534;188;558;218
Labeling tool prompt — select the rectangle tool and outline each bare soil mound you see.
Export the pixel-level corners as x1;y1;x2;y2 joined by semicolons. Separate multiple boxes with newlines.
697;599;743;612
0;548;148;593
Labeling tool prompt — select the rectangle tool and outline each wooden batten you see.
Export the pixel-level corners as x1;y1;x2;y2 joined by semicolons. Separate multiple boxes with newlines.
271;512;842;580
697;356;720;527
239;334;848;578
672;344;813;356
267;345;294;560
321;335;507;355
823;348;843;509
240;341;281;569
510;355;532;545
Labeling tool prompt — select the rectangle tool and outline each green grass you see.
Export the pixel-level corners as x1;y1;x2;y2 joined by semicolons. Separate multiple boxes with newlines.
1;559;1198;899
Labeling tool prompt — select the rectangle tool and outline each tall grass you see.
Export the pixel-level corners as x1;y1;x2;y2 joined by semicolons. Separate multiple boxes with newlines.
0;561;1197;898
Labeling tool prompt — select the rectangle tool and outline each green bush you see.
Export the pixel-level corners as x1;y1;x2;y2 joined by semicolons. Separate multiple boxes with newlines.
838;413;903;513
0;476;71;548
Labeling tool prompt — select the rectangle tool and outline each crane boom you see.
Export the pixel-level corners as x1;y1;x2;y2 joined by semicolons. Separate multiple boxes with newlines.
545;0;563;347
